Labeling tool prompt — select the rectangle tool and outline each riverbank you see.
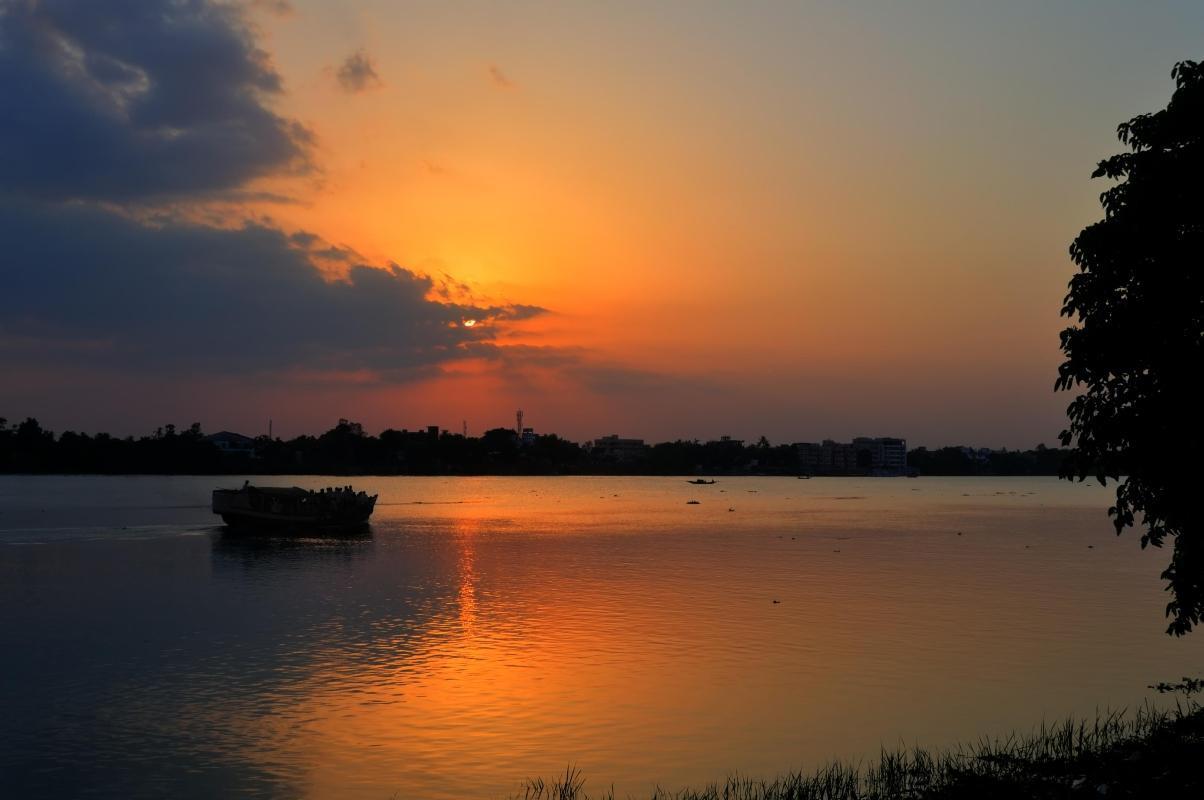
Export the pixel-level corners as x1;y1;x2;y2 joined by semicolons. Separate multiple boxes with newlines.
1;417;1069;477
517;696;1204;799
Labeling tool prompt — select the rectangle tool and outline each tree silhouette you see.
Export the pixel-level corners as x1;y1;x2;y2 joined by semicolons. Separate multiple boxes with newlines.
1058;61;1204;635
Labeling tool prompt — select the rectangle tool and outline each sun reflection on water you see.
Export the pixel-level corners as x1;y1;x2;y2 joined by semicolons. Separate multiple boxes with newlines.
455;517;478;633
2;476;1201;800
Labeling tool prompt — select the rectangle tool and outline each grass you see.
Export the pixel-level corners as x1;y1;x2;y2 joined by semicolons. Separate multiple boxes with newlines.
514;680;1204;799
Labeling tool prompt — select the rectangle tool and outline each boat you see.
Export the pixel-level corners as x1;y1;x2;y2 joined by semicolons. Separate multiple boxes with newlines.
212;482;377;532
687;479;717;485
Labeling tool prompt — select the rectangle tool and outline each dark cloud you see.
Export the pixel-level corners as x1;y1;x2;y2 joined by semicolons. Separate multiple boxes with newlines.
0;0;312;202
0;202;544;380
336;50;382;93
488;64;515;90
0;1;549;392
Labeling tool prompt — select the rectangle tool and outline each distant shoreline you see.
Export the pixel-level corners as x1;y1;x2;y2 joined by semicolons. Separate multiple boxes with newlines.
0;470;1065;478
1;418;1071;478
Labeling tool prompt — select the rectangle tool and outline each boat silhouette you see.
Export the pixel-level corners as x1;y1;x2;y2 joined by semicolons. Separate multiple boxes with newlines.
212;482;377;532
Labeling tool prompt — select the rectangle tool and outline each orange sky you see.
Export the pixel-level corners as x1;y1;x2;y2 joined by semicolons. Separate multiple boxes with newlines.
5;1;1202;446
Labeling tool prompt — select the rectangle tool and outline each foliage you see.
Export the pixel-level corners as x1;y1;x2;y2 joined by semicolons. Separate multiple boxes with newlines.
907;445;1068;476
514;705;1204;799
1057;61;1204;635
0;416;223;474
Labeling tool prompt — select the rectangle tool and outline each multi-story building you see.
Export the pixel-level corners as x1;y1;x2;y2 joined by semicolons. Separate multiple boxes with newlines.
797;441;822;474
590;435;648;462
796;436;907;475
876;437;907;473
206;431;256;457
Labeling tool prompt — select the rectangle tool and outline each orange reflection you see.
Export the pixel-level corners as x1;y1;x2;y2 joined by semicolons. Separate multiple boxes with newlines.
215;478;1202;800
454;517;479;633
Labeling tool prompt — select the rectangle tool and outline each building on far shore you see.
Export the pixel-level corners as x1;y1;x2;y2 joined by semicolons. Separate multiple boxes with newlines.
795;437;907;476
205;431;256;457
589;435;648;462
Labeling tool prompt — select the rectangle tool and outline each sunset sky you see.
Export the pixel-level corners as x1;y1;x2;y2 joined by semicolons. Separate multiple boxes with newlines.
2;0;1201;447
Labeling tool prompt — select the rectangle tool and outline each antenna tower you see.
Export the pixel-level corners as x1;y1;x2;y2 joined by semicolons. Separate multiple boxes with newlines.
516;409;524;434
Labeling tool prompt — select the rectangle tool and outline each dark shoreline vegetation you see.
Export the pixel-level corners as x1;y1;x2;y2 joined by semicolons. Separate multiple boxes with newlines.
0;417;1070;477
515;684;1204;800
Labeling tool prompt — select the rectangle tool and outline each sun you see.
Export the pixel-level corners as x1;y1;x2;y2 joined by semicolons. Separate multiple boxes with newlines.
462;319;478;328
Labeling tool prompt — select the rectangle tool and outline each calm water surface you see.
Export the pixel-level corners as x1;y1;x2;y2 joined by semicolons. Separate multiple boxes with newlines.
1;475;1201;798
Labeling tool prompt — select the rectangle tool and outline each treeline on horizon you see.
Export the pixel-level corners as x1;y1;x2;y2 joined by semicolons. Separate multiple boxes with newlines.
0;416;1071;477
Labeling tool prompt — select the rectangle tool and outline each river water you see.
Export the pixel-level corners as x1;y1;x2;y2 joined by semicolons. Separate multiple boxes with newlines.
1;475;1200;798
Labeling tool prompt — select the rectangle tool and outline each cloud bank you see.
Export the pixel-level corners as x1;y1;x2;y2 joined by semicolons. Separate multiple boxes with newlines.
0;0;312;201
0;202;541;379
0;0;544;391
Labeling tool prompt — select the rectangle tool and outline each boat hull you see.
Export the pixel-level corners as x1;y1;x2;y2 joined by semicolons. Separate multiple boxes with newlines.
213;485;376;533
218;510;371;533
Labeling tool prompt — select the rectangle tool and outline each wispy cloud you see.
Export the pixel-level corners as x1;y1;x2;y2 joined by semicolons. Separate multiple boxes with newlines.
488;64;515;90
336;50;382;93
250;0;294;17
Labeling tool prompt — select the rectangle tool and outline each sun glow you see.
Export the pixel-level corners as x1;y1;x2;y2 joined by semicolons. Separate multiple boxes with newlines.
462;319;478;328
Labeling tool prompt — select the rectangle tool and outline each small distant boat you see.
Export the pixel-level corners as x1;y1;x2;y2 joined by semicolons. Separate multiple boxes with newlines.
687;479;717;485
213;482;377;532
